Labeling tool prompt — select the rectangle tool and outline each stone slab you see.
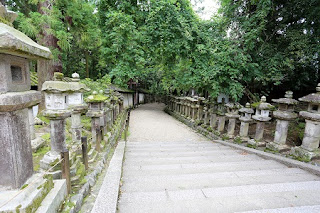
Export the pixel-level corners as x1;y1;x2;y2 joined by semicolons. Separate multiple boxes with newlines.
122;160;287;176
91;141;125;213
36;179;67;213
121;168;319;192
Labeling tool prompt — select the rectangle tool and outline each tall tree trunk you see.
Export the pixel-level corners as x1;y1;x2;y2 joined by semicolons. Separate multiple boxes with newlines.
37;0;62;111
85;51;90;78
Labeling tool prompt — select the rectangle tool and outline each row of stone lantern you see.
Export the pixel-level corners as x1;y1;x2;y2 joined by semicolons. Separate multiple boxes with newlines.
169;84;320;161
40;72;124;170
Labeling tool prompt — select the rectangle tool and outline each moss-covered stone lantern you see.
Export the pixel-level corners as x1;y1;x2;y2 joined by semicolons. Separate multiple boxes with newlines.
267;91;298;152
40;72;74;169
67;73;89;144
0;5;52;189
249;96;274;146
291;84;320;161
225;102;242;138
86;91;107;149
239;103;254;141
216;98;227;133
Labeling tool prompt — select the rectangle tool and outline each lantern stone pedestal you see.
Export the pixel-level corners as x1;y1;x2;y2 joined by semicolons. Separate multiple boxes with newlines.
267;91;298;152
249;96;273;147
40;110;71;170
239;103;254;141
216;102;227;134
291;84;320;161
209;102;218;129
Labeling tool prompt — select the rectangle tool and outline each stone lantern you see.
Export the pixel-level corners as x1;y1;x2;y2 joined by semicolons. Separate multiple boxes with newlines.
86;91;107;148
291;84;320;161
40;72;73;169
249;96;273;146
239;103;254;141
67;73;89;144
267;91;298;152
0;7;52;188
225;102;242;138
190;97;198;122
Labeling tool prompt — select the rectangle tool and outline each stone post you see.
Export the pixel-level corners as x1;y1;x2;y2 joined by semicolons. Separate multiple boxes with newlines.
266;91;298;152
291;84;320;161
225;103;242;138
203;100;210;126
86;91;107;146
40;73;72;170
217;100;227;133
239;103;254;141
249;96;273;147
190;99;197;122
209;101;218;129
0;11;52;187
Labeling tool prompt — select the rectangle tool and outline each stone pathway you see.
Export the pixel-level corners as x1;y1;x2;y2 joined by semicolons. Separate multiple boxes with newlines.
117;103;320;212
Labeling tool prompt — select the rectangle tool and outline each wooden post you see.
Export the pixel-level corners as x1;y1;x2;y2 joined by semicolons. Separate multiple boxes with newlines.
81;136;88;171
61;150;71;194
96;128;101;152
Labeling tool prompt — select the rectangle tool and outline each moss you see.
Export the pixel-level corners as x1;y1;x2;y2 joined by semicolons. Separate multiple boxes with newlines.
234;137;242;144
37;115;50;124
33;145;50;171
0;16;12;26
251;102;260;109
25;176;53;213
21;184;29;190
15;204;22;213
264;147;279;154
221;134;229;141
35;125;42;130
41;133;50;141
81;116;92;131
247;144;257;149
85;94;108;103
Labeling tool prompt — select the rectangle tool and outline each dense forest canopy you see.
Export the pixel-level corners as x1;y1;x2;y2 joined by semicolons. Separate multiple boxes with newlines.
1;0;319;101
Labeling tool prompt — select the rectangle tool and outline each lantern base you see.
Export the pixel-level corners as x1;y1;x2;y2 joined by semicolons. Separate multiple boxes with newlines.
266;142;291;153
40;151;61;171
248;139;266;147
290;146;320;162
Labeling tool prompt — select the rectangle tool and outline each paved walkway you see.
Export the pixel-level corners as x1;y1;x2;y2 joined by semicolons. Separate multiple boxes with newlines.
118;103;320;213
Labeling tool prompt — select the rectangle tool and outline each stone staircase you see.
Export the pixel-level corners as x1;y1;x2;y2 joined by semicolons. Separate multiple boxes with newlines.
118;140;320;213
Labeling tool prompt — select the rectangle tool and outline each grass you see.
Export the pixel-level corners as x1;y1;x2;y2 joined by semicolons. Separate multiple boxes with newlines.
33;145;50;171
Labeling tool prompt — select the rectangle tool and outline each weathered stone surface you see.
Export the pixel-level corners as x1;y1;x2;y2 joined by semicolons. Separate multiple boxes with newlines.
0;91;41;111
0;23;52;59
0;108;33;189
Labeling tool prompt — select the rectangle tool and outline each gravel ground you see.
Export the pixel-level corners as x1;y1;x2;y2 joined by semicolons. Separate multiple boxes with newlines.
128;103;207;143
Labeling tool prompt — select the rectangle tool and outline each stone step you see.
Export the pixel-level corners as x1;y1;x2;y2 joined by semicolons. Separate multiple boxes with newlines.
123;154;263;166
125;149;239;158
121;168;320;192
239;205;320;213
125;145;233;152
36;180;67;213
118;181;320;213
126;141;218;147
122;160;287;176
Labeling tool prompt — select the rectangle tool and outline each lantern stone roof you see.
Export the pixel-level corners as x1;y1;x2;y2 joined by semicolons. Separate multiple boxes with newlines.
0;23;52;59
225;102;242;110
299;83;320;104
85;91;108;103
256;96;274;110
42;72;88;93
239;103;254;114
272;91;298;105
